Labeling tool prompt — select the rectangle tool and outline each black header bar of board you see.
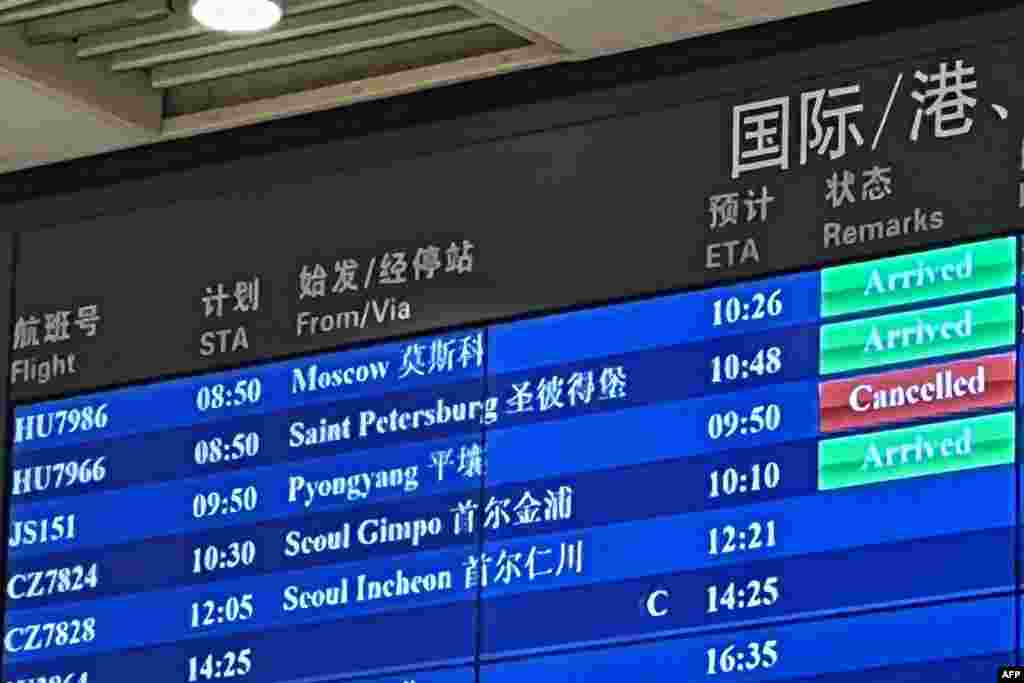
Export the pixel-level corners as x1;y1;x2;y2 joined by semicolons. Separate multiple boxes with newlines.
6;7;1024;402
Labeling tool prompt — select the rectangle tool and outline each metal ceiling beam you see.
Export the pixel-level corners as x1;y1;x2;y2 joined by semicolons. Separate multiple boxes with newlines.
110;0;451;71
23;0;169;43
163;42;560;137
452;0;564;52
76;0;203;57
0;0;55;12
165;22;523;114
0;0;130;24
0;24;160;130
150;8;485;88
79;0;385;57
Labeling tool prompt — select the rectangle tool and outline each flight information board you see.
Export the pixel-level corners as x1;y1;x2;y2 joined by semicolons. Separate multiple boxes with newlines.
8;11;1024;682
4;236;1021;683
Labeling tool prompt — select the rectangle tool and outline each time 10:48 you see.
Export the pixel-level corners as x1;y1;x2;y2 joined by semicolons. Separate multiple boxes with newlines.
710;347;782;384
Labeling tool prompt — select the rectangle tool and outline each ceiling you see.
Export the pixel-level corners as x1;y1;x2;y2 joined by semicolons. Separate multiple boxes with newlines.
0;0;868;174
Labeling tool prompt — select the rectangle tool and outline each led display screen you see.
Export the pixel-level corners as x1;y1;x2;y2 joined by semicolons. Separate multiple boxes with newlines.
5;237;1020;683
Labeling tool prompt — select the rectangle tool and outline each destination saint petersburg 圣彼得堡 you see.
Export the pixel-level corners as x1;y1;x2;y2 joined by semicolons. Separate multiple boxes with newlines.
3;236;1023;682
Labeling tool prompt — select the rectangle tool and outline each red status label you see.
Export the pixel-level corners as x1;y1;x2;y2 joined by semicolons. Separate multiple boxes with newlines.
819;352;1015;433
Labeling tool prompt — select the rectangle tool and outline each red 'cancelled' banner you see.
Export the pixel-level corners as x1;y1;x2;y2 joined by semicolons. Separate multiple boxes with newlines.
819;353;1015;433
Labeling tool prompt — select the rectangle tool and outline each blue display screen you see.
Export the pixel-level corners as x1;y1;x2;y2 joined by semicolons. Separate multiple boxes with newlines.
5;236;1022;682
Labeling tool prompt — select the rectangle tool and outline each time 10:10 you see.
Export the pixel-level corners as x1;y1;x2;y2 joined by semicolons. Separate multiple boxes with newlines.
708;462;780;499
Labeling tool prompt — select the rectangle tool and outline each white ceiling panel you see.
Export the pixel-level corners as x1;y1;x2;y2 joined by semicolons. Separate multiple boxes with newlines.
464;0;871;55
462;0;736;55
0;23;159;173
0;75;156;173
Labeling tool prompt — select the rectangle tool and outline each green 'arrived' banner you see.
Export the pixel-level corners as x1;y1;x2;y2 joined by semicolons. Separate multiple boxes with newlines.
820;237;1017;318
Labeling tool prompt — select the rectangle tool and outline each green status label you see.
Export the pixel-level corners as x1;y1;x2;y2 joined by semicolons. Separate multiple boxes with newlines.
821;237;1016;317
818;411;1014;491
819;294;1016;375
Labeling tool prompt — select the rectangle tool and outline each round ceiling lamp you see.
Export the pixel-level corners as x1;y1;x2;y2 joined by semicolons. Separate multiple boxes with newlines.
190;0;283;33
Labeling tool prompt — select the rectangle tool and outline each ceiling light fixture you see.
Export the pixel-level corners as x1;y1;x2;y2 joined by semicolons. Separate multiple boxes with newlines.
190;0;283;33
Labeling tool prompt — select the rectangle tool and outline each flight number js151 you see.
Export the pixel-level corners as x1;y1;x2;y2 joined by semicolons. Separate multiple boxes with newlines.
10;515;77;549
